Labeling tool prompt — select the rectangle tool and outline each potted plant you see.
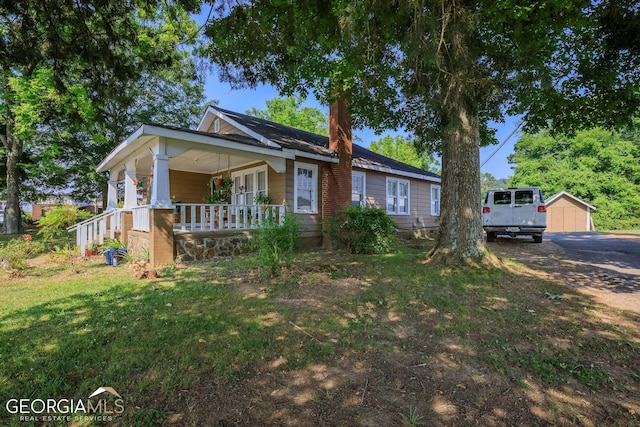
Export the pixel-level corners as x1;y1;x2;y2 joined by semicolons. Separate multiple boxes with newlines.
212;175;224;187
101;239;128;266
85;241;99;257
205;176;233;204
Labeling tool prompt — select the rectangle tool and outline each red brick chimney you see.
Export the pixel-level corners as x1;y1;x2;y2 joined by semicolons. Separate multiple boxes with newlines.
322;94;353;249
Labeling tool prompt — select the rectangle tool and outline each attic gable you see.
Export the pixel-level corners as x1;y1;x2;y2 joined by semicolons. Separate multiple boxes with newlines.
197;106;281;148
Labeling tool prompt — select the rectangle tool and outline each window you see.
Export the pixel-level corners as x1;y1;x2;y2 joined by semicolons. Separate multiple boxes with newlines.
352;171;366;206
386;177;409;215
515;190;533;205
493;191;512;205
294;162;318;213
431;184;441;216
231;165;268;205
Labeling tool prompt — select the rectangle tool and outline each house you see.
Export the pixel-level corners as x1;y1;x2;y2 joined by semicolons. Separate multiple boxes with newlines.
31;197;102;221
546;191;596;232
70;102;441;265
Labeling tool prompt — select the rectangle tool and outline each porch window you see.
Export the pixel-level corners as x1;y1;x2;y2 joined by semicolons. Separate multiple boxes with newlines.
386;177;409;215
232;164;268;205
431;184;441;216
294;162;317;213
352;171;366;206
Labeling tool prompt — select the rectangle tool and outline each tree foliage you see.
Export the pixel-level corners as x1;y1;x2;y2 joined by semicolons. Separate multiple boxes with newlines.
480;173;509;201
246;96;328;136
369;135;440;173
203;0;640;262
509;128;640;230
0;0;204;232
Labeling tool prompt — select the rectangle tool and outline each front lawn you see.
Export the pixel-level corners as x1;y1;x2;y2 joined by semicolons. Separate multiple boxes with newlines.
1;241;638;426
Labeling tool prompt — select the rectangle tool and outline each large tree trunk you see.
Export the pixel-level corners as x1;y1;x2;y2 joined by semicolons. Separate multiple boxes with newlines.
2;114;23;234
428;15;484;261
429;103;484;264
427;1;485;264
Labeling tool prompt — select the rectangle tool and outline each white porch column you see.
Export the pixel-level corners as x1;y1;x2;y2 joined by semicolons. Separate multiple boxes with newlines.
123;160;138;209
106;174;118;210
150;138;172;207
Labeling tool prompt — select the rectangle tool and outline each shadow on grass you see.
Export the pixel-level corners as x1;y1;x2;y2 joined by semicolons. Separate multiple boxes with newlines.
1;246;639;426
0;264;295;426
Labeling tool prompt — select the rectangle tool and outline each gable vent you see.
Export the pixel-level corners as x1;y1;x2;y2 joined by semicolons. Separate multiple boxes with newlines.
213;118;221;133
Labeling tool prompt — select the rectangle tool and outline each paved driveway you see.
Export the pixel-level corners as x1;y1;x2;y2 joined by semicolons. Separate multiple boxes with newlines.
548;232;640;278
490;232;640;314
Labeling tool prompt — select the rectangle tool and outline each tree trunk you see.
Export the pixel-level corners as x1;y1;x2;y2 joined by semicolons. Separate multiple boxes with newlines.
427;1;486;264
2;114;23;234
429;104;484;264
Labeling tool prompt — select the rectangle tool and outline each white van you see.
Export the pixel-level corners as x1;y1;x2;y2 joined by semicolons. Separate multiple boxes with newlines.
482;187;547;243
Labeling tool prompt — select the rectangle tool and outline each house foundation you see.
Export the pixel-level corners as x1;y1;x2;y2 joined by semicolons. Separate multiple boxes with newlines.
174;231;253;262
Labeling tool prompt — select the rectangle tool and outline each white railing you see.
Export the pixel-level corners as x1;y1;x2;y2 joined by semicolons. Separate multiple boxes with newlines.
132;205;150;232
67;208;122;255
174;203;286;232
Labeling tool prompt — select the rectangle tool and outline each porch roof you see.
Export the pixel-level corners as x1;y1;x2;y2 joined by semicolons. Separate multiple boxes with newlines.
96;123;290;175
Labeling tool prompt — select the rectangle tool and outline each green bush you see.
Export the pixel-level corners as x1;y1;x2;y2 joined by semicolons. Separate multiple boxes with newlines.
0;236;46;273
252;214;302;275
21;211;33;225
36;206;92;241
325;205;397;254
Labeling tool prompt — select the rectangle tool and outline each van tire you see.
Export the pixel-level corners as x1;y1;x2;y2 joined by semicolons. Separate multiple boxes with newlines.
533;235;543;243
486;232;495;242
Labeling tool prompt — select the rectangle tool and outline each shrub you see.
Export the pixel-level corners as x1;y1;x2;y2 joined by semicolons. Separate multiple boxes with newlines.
325;205;397;254
0;235;46;273
21;211;33;225
252;214;302;275
37;206;92;241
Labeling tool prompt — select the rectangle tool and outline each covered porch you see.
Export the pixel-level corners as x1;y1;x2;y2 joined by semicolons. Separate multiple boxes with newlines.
72;124;291;264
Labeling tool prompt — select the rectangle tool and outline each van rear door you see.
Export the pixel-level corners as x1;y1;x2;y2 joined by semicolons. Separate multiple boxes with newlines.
513;189;539;227
488;190;513;226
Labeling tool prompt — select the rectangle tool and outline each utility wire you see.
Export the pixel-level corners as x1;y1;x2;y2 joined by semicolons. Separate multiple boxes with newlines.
480;118;525;168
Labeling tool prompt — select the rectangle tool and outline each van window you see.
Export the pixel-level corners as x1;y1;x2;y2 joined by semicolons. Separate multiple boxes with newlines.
493;191;511;205
515;190;534;204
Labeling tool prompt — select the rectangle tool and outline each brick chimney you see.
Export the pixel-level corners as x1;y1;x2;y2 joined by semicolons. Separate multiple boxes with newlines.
322;95;353;249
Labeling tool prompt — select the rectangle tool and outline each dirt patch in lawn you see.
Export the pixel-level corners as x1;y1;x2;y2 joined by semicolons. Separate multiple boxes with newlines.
166;241;640;426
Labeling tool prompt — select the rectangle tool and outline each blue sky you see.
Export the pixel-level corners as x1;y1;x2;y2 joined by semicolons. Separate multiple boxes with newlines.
203;75;519;179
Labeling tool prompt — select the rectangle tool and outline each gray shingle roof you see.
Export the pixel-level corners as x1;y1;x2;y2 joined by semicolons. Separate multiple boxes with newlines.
214;106;440;180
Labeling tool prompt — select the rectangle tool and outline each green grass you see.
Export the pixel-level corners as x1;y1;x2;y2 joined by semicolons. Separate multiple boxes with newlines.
0;258;315;425
1;240;639;425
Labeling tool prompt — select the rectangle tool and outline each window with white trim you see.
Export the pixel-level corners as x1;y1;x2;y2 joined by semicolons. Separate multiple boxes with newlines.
231;164;268;205
386;177;409;214
294;162;318;213
431;184;441;216
352;171;366;206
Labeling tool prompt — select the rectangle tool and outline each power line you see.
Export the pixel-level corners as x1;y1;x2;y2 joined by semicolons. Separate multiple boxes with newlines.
480;118;524;168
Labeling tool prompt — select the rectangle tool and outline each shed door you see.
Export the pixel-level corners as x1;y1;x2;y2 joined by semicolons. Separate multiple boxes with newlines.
549;206;579;232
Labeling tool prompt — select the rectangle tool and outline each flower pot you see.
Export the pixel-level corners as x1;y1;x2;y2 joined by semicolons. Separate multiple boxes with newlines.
85;249;97;257
213;178;223;187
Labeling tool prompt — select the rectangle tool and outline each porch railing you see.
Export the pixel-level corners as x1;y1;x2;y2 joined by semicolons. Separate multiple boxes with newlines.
131;205;150;232
67;208;121;254
173;203;286;232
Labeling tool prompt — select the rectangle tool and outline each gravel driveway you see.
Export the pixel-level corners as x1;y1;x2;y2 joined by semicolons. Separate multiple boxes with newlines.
488;232;640;315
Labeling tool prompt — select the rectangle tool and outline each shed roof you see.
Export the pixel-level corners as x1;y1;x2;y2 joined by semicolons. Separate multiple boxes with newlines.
546;191;597;210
